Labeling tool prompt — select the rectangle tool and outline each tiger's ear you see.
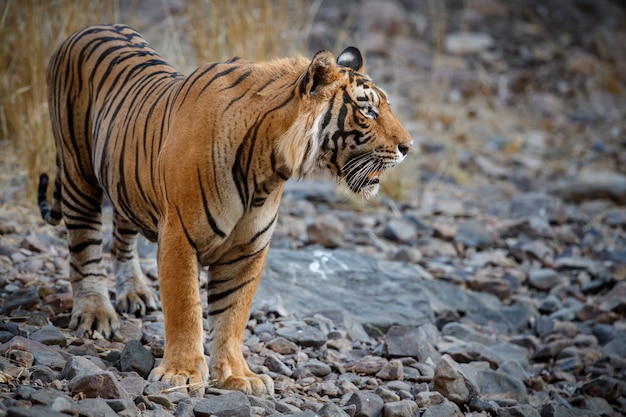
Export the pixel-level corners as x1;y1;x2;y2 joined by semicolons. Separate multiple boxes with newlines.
299;50;340;97
337;46;364;72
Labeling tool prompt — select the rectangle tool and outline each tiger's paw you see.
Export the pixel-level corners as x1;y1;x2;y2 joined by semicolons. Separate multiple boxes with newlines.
69;295;120;339
115;286;160;317
218;372;275;397
148;356;209;397
115;260;160;316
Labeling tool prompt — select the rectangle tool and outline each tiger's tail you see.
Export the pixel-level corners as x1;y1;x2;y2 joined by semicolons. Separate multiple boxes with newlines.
38;172;62;226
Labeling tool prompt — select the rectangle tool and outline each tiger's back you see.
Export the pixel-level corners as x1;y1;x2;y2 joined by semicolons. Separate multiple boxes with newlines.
46;24;185;239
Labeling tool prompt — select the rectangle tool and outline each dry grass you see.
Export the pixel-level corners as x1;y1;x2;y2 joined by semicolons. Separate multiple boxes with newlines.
0;0;125;199
0;0;314;201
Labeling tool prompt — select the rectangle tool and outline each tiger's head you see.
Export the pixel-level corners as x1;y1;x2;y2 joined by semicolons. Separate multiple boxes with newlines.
279;47;413;199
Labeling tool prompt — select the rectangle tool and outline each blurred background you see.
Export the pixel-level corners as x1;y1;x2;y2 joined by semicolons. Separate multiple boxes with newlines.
1;0;625;207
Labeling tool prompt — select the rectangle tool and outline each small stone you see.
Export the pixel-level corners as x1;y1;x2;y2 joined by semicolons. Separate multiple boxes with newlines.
69;371;129;399
440;322;497;346
276;323;326;348
193;391;252;417
296;359;331;377
0;336;66;370
345;391;384;417
498;404;541;417
265;354;293;377
30;325;67;347
28;365;59;383
433;355;478;405
6;405;68;417
383;219;417;244
385;325;441;363
266;336;299;355
345;355;388;375
419;399;462;417
474;368;528;403
77;398;118;417
528;268;567;291
454;220;494;249
414;391;444;408
375;386;401;403
112;319;143;343
509;192;566;223
392;247;422;263
581;375;626;401
318;401;351;417
382;400;419;417
376;359;403;381
119;339;155;378
307;214;345;248
2;287;41;314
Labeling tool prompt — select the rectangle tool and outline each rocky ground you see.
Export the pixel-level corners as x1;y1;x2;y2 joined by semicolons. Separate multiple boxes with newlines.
1;0;626;416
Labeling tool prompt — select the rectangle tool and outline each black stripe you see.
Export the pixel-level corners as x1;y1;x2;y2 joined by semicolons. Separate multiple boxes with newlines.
197;168;226;238
207;277;254;305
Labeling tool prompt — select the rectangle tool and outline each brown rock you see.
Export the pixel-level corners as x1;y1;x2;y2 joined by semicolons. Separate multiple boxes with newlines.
69;371;129;399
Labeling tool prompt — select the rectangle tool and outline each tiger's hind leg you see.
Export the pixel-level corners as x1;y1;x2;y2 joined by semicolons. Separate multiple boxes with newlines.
62;183;119;339
111;211;160;316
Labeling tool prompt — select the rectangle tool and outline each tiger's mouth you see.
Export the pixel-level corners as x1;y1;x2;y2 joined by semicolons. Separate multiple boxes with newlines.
342;154;386;196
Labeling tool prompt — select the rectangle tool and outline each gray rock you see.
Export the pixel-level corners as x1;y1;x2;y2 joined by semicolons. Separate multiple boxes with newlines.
112;319;143;343
454;220;494;249
581;375;626;401
509;192;566;223
552;170;626;205
105;399;140;417
316;310;370;342
383;218;417;244
0;336;66;370
257;248;435;331
7;405;68;417
2;287;40;314
528;268;567;291
266;336;300;354
193;392;251;417
50;396;79;416
119;339;155;378
433;355;478;405
265;354;293;376
318;401;351;417
385;325;441;363
69;371;129;399
276;323;326;348
474;368;528;403
345;391;384;417
30;325;67;347
61;355;104;380
376;359;403;381
29;388;72;406
498;404;541;417
382;400;419;417
420;399;462;417
414;390;444;407
376;386;401;402
77;398;118;417
307;214;345;248
28;365;59;383
440;322;497;346
295;359;331;377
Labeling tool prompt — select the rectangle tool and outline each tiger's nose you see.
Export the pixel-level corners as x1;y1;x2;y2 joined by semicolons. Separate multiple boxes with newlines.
398;141;413;156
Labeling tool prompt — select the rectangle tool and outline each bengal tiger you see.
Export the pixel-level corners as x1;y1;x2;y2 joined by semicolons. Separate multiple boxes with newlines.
38;24;412;396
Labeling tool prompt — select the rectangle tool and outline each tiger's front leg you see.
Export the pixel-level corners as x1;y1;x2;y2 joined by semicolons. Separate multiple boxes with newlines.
147;218;208;391
207;245;274;397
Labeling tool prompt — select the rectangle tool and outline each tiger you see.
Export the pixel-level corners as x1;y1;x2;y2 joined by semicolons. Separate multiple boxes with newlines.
38;24;412;396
